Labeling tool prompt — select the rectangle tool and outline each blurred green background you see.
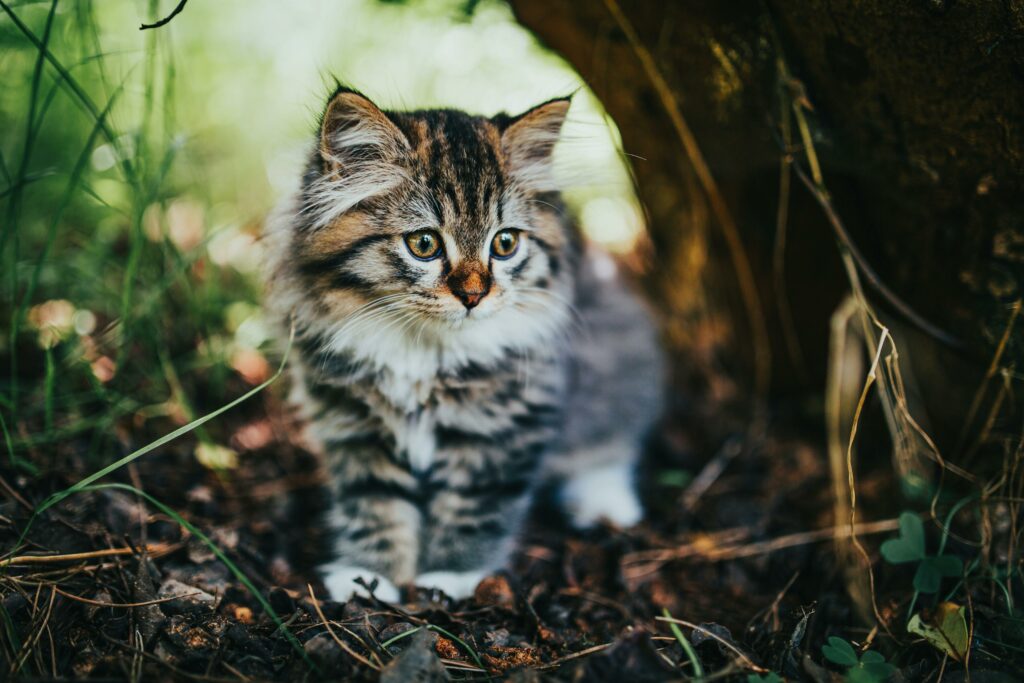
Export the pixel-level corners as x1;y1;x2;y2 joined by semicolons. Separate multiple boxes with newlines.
0;0;641;472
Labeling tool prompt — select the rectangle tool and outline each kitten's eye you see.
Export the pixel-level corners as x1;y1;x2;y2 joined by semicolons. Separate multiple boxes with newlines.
491;229;520;259
404;229;443;260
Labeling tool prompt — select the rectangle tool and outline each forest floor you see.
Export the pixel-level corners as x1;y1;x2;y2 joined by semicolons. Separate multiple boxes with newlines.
0;389;1017;682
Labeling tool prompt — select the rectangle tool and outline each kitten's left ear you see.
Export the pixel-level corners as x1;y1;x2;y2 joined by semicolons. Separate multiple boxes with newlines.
496;96;571;191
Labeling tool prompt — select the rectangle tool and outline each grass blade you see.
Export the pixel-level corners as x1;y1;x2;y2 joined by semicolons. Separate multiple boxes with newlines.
662;608;704;679
0;0;134;184
24;326;292;526
78;482;315;670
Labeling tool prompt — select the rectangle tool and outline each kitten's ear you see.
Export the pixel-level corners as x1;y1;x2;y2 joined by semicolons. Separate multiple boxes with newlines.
497;96;571;191
319;87;409;176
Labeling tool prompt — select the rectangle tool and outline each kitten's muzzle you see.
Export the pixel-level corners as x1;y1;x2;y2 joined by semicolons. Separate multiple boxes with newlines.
447;265;491;310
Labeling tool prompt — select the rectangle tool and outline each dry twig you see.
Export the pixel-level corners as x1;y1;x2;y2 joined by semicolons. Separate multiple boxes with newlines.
306;584;382;671
139;0;188;30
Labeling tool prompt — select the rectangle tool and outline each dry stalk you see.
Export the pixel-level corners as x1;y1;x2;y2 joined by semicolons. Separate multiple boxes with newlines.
306;584;382;671
1;541;180;567
957;299;1021;456
622;517;901;581
656;615;767;673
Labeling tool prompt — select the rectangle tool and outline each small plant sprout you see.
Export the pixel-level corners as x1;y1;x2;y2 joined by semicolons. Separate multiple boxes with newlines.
821;637;896;683
880;512;963;594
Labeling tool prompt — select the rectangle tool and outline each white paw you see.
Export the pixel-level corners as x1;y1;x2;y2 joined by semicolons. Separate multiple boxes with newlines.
322;563;400;603
562;460;643;529
415;569;488;600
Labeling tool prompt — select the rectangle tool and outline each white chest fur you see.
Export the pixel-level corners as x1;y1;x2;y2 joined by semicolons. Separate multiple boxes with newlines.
396;411;437;473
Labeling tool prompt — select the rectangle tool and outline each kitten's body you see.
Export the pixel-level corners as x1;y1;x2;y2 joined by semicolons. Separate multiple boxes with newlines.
266;88;661;599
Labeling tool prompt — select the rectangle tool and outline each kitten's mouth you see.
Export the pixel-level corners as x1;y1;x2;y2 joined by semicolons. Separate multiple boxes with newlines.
439;302;496;327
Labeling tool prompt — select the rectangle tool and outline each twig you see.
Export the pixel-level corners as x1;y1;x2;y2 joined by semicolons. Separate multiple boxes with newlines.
657;615;767;673
681;436;743;513
306;585;381;671
793;166;962;349
538;642;613;669
0;473;32;510
339;625;385;669
139;0;188;30
662;608;704;677
1;541;179;566
958;299;1021;457
10;585;56;677
53;586;196;609
101;632;239;682
439;658;487;672
772;94;809;382
558;587;631;618
622;517;903;580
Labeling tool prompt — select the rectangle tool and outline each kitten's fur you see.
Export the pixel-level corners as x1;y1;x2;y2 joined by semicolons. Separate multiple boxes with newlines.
265;86;662;600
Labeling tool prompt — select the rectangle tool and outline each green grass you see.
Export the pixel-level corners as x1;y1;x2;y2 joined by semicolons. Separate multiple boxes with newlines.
1;0;264;469
0;0;298;668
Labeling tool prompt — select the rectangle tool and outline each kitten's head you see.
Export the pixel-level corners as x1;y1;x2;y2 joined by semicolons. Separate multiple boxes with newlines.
286;86;577;355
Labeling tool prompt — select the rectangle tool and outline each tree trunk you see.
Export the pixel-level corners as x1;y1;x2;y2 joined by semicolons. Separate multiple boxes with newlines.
510;0;1024;470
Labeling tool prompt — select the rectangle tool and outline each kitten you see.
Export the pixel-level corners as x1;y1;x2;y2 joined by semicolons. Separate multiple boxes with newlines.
265;86;662;601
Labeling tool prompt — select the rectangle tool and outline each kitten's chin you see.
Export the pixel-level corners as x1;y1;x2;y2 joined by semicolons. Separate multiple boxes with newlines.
436;303;500;328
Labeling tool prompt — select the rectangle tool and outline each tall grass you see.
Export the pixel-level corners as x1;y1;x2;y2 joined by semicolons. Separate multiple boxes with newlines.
0;0;307;665
1;0;299;655
0;0;263;471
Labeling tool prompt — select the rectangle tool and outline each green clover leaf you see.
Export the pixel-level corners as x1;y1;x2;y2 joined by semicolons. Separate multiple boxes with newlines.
822;638;896;683
880;512;926;564
822;636;859;667
881;511;962;594
913;554;963;593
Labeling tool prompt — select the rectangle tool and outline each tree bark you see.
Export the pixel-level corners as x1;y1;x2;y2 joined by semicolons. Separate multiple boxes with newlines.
510;0;1024;466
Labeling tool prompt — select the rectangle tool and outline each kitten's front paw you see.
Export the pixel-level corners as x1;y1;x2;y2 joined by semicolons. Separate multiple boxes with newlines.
415;569;488;600
562;460;643;529
322;564;400;603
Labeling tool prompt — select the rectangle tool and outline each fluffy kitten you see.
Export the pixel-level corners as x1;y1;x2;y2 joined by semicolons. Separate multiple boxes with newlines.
265;86;662;600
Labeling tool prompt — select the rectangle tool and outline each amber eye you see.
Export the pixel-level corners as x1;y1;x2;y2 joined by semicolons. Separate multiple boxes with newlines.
404;229;443;260
491;229;520;259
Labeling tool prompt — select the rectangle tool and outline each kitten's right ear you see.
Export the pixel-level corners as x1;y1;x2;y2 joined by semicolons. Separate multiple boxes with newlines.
319;87;409;176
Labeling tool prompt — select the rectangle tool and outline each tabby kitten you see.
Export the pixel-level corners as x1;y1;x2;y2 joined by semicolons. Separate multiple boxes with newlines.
265;86;662;600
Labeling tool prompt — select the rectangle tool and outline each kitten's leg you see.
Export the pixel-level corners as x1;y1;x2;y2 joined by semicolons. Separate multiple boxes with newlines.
415;369;560;599
321;449;422;602
417;486;531;599
560;441;643;529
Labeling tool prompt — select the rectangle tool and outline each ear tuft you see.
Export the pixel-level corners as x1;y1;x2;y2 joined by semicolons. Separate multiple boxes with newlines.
319;87;410;175
498;96;571;192
304;88;411;230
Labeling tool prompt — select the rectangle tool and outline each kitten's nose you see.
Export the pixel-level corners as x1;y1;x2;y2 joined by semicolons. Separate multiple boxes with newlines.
448;266;491;310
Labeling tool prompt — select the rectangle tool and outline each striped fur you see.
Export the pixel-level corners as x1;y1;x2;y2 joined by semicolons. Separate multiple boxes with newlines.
264;87;663;599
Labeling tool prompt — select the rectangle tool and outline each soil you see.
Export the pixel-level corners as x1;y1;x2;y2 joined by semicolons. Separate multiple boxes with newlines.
0;390;1017;681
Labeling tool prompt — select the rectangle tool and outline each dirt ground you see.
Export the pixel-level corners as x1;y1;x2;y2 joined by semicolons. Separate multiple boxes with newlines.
0;386;1017;682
